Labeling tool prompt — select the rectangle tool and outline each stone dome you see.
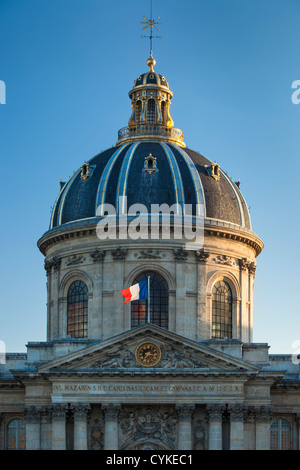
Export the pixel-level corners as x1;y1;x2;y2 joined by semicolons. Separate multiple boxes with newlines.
49;142;251;232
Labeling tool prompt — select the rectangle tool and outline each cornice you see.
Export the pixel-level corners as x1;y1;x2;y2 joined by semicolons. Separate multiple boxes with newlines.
37;219;263;256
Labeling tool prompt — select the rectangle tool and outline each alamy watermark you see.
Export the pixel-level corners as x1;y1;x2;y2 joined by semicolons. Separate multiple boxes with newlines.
0;340;6;364
96;197;204;250
291;340;300;365
0;80;6;104
291;80;300;105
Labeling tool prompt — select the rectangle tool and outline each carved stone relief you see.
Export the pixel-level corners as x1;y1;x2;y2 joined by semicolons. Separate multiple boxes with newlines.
66;255;85;266
134;249;163;259
91;342;207;369
120;406;177;450
213;255;234;266
88;405;104;450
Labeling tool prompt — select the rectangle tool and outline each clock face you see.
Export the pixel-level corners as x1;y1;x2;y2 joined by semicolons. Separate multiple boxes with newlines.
135;342;161;367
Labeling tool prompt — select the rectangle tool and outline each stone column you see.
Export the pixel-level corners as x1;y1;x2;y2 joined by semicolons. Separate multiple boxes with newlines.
73;404;90;450
51;404;68;450
24;406;41;450
255;406;273;450
206;404;223;450
175;404;195;450
195;249;209;340
102;404;121;450
228;404;245;450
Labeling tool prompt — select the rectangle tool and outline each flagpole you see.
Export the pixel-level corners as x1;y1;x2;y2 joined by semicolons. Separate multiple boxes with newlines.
147;276;150;323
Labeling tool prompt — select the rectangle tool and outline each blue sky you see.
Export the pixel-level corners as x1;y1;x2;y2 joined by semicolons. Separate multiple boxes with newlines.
0;0;299;353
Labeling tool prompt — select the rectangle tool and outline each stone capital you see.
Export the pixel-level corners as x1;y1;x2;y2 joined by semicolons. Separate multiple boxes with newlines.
111;247;127;261
90;248;105;263
195;249;210;263
51;403;69;420
71;404;91;420
205;404;225;421
175;404;195;421
23;405;42;424
254;405;273;422
227;404;247;421
173;247;188;262
102;404;121;421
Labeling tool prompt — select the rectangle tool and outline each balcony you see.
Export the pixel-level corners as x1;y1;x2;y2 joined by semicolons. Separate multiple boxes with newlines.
116;125;186;148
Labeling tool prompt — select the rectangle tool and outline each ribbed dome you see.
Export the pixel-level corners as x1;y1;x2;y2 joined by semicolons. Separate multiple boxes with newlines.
132;71;170;91
49;141;251;231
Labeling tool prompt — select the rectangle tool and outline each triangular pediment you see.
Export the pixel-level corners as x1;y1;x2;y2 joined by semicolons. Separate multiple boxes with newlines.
38;324;259;375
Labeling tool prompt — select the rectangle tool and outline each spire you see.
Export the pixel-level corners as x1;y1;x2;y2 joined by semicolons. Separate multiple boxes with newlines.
116;4;185;148
141;0;161;58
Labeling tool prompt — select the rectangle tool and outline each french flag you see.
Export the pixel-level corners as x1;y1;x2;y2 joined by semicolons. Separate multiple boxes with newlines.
121;280;148;303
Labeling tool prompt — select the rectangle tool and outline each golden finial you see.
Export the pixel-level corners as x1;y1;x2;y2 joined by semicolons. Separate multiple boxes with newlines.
146;51;156;71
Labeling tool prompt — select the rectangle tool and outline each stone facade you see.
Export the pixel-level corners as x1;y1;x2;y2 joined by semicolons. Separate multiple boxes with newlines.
0;322;300;450
1;50;299;451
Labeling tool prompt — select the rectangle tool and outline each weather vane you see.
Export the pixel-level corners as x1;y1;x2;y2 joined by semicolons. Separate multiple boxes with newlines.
141;0;162;55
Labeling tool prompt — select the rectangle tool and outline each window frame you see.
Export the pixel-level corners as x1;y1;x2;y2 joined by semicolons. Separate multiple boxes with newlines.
130;271;169;329
270;418;291;450
67;280;88;338
211;280;233;339
6;418;26;450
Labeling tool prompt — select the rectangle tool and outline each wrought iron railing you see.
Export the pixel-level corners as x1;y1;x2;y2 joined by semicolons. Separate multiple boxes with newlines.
117;125;185;147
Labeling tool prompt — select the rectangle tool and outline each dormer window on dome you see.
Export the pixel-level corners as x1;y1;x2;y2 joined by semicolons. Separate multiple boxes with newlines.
116;53;185;148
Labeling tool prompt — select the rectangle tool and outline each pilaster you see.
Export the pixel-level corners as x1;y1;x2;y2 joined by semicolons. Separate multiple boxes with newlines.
228;404;246;450
51;404;68;450
206;404;224;450
174;248;188;336
102;404;121;450
90;249;105;339
255;405;273;450
195;249;209;340
112;248;127;335
24;406;41;450
72;404;91;450
175;404;195;450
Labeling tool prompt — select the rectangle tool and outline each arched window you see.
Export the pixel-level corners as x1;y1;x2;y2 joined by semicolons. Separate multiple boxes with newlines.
135;100;142;124
161;101;166;125
270;419;291;450
131;271;168;329
67;280;88;338
212;280;232;339
147;99;156;124
7;419;26;450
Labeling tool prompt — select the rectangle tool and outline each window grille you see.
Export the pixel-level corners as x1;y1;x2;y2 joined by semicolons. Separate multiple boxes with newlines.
135;100;142;124
131;271;168;329
67;280;88;338
270;419;291;450
212;280;232;339
7;419;26;450
147;99;156;124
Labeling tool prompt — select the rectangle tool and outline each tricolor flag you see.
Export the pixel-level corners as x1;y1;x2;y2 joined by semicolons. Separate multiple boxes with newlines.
121;280;148;303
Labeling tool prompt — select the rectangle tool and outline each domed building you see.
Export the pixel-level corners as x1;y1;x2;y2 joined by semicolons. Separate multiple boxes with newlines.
0;52;299;452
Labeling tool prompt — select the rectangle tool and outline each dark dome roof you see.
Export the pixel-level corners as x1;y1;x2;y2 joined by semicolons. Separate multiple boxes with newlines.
131;71;170;91
49;141;251;231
